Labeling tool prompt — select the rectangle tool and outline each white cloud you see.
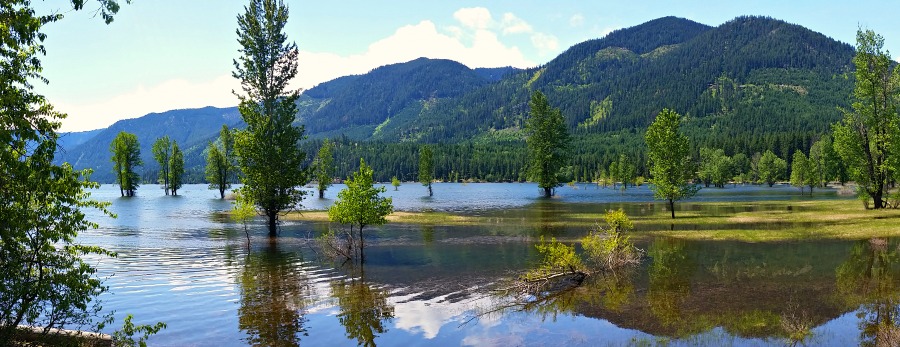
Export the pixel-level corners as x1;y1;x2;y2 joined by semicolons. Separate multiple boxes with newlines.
57;75;240;132
530;33;559;54
501;13;532;35
454;7;492;30
570;14;585;27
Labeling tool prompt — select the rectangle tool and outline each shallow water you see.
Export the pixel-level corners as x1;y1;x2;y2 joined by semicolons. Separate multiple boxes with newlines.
75;183;897;346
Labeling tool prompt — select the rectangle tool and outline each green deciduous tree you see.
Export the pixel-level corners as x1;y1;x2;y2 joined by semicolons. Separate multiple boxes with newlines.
698;147;733;188
328;159;393;263
790;150;810;194
169;141;184;196
645;109;699;219
233;0;310;237
391;176;400;191
206;125;235;199
418;145;433;196
525;91;571;197
151;136;172;195
758;150;787;187
110;131;142;197
314;139;335;199
0;0;131;343
833;29;900;209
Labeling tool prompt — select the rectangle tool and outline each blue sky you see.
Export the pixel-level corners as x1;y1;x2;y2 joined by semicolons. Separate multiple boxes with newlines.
32;0;900;132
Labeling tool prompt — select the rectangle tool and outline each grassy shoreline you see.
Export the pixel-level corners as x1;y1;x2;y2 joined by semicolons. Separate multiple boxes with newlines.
280;199;900;242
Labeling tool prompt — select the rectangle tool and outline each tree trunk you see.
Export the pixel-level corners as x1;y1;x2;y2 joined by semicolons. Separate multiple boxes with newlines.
428;184;433;197
543;187;552;198
267;211;277;237
359;226;365;264
219;186;225;199
319;189;324;199
873;189;885;209
669;199;675;219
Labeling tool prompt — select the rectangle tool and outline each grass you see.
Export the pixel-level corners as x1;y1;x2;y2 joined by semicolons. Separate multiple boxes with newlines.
280;199;900;242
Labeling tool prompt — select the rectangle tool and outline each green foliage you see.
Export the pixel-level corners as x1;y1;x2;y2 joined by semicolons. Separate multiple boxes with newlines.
110;131;142;197
0;0;125;342
233;0;310;236
418;145;433;196
151;136;172;194
832;29;900;209
232;192;256;244
527;237;584;280
525;91;571;197
169;141;184;195
112;314;167;347
698;147;733;188
581;209;641;270
758;150;787;187
314;139;335;198
390;176;400;190
328;159;394;262
789;150;810;194
206;125;235;199
645;109;698;218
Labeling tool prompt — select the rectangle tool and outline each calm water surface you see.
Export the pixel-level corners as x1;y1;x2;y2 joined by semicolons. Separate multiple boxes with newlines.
76;183;896;346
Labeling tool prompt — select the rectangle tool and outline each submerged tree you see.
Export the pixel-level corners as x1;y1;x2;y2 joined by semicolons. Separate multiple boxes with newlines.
758;150;787;187
645;108;698;218
169;141;184;195
327;159;394;263
314;139;335;199
790;150;810;194
110;131;142;197
525;90;571;197
152;136;173;195
0;0;134;343
418;145;433;196
233;0;310;237
833;29;900;209
206;125;235;199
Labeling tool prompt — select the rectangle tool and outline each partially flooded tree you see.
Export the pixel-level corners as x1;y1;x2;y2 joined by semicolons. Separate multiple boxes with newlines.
151;136;172;195
790;150;810;194
169;141;184;196
418;145;433;197
206;125;235;199
391;176;400;191
833;29;900;209
325;159;393;263
232;192;256;246
758;150;787;187
110;131;142;197
525;90;571;197
314;139;335;199
233;0;310;237
645;108;698;218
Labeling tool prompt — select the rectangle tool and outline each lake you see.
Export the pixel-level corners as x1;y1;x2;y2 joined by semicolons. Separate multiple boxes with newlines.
76;183;895;346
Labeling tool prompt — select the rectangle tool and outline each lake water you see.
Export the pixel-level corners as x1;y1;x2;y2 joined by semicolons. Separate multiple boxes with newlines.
75;183;897;346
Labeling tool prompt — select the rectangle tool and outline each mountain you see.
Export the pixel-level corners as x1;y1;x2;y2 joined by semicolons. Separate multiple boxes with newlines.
56;106;241;183
296;58;522;140
57;16;859;184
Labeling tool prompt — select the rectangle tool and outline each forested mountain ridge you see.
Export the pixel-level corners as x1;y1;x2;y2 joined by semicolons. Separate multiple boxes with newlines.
59;15;858;184
296;58;520;139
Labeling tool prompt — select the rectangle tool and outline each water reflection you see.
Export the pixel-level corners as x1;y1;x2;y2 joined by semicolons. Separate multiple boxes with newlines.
330;267;395;347
647;238;696;333
237;244;313;346
836;238;900;347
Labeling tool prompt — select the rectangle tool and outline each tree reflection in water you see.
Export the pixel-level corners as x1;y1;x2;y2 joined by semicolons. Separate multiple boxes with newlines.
237;243;314;347
836;237;900;347
331;267;395;347
647;237;695;331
